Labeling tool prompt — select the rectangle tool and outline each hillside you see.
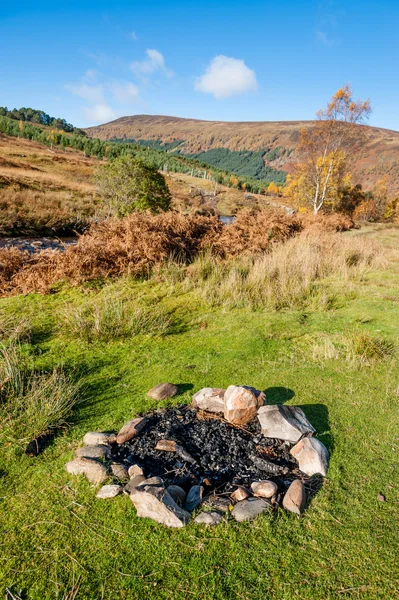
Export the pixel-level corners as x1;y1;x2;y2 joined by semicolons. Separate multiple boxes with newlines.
86;115;399;191
0;133;288;235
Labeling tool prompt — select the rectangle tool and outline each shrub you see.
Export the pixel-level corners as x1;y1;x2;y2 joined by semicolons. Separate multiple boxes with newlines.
343;330;395;363
96;155;171;216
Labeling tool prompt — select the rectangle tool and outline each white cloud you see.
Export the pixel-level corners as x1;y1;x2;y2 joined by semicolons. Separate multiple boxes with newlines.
194;55;258;99
65;82;105;104
316;30;334;46
83;104;118;124
131;31;138;41
130;49;173;77
109;81;139;103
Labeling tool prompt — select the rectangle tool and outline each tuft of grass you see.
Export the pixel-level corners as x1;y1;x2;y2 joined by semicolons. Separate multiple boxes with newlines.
0;342;80;446
59;295;172;343
343;330;396;363
0;313;33;343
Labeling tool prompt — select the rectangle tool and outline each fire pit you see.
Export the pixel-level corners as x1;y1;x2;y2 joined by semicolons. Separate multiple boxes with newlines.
66;385;329;527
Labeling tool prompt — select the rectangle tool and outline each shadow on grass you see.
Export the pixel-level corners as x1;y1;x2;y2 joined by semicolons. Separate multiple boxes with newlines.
265;386;295;404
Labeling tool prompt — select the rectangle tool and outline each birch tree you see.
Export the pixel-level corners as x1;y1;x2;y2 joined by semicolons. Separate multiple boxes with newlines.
286;85;371;214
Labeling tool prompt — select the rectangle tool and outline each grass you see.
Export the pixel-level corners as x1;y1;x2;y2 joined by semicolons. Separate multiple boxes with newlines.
0;226;398;599
0;341;80;446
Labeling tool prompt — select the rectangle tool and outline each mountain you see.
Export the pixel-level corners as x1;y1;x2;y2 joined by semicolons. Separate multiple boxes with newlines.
85;115;399;191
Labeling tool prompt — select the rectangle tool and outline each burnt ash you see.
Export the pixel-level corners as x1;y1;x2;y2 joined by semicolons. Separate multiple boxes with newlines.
112;406;301;494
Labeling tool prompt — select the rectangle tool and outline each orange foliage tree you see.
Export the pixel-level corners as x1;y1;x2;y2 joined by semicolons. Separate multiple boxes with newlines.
285;85;371;214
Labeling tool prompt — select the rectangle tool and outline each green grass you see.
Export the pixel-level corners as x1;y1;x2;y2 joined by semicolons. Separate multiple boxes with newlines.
0;229;399;599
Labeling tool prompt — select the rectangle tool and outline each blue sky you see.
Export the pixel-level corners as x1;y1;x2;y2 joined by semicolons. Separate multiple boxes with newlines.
1;0;398;129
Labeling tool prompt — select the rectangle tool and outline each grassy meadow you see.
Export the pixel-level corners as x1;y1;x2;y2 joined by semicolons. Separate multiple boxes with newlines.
0;225;398;599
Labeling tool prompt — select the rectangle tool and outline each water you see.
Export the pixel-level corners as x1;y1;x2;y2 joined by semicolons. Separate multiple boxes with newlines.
0;236;77;253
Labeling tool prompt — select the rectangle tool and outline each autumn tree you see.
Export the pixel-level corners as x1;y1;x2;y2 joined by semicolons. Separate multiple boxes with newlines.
285;85;371;214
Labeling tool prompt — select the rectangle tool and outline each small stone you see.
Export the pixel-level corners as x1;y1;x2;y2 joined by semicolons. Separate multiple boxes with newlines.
191;388;225;413
74;445;110;460
155;439;177;452
96;484;122;499
147;383;179;401
184;485;204;512
377;493;386;502
194;511;223;525
167;485;186;506
124;475;146;494
110;463;129;481
116;417;146;444
128;464;144;478
83;432;116;446
282;480;306;515
65;458;108;485
130;486;191;528
203;496;232;513
224;385;266;426
251;480;278;499
257;405;315;443
231;497;271;522
231;487;251;502
137;476;164;488
175;445;196;464
290;437;329;476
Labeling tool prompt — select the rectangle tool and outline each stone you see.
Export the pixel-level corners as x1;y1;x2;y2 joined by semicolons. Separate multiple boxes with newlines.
231;497;271;522
124;475;146;494
290;437;329;476
231;487;251;502
110;462;129;481
128;464;144;478
65;457;108;485
139;476;164;488
116;417;146;444
194;511;223;525
175;445;196;464
203;496;232;513
155;439;177;452
130;485;191;528
147;383;178;401
96;484;122;499
74;445;110;460
83;432;116;446
167;485;186;507
282;480;306;515
257;405;315;443
192;388;225;413
224;385;266;426
251;480;278;499
184;485;204;512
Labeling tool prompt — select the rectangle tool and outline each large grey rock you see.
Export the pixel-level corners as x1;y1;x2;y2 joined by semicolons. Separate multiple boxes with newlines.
167;485;186;507
224;385;266;426
231;497;271;522
184;485;204;512
83;432;116;446
130;485;191;528
147;383;178;401
282;480;306;515
65;457;108;485
116;417;146;444
257;405;315;443
74;445;110;460
139;476;164;488
192;388;225;413
111;462;129;481
203;496;231;513
194;511;223;525
290;437;329;476
96;484;122;499
251;480;278;499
